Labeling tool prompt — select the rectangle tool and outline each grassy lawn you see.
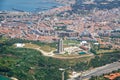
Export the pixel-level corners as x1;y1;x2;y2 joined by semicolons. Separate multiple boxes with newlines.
62;56;94;66
64;40;80;45
24;43;40;49
40;45;56;52
97;50;116;54
24;43;56;52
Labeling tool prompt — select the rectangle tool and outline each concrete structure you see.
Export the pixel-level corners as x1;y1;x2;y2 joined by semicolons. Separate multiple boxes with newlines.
58;38;64;53
64;46;82;54
15;43;25;48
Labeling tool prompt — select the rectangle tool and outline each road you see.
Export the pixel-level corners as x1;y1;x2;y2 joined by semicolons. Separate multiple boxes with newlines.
75;61;120;80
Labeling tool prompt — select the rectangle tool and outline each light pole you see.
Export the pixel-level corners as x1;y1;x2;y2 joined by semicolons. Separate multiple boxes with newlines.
79;71;83;80
62;71;65;80
59;68;65;80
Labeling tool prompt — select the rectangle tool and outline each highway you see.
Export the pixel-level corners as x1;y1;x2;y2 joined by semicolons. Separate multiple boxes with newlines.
74;61;120;80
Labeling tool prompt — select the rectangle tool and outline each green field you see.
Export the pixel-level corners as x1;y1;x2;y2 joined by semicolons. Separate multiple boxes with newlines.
24;43;56;52
63;40;80;48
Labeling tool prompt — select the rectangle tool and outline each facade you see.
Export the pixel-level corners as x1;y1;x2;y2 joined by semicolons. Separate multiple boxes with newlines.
57;30;79;38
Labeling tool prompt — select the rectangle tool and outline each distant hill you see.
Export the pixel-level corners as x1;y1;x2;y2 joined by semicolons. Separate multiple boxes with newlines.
72;0;120;13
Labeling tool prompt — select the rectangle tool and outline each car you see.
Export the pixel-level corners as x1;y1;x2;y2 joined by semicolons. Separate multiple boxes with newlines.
118;60;120;62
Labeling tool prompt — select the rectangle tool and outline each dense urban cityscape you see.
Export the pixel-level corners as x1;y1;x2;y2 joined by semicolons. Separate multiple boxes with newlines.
0;0;120;80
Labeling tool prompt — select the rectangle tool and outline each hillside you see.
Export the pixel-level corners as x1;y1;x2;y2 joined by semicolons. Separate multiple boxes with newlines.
0;37;120;80
72;0;120;13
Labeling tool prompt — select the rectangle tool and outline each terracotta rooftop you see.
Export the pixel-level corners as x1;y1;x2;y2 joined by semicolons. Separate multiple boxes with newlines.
104;73;120;80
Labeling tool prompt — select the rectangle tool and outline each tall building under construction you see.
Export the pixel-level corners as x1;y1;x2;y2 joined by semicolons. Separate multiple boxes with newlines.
58;38;64;53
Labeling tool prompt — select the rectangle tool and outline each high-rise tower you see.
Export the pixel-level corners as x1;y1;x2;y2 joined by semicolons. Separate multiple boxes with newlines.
58;38;63;53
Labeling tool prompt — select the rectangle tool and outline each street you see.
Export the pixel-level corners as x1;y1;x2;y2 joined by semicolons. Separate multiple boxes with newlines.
74;61;120;80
